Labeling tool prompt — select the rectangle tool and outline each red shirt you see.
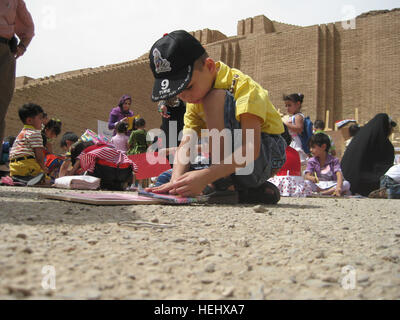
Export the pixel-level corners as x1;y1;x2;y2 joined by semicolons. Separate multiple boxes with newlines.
78;144;138;173
276;146;301;176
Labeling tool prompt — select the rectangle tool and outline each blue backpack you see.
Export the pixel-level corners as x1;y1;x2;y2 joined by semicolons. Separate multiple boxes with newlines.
299;116;313;154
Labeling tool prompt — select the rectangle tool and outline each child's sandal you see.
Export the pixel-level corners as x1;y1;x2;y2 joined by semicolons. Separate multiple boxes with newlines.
27;172;45;186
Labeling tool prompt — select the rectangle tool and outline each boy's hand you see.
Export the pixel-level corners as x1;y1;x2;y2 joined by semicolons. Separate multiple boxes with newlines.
170;169;210;197
145;181;177;195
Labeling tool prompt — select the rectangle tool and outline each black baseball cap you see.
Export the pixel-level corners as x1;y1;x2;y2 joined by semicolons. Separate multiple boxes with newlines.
149;30;206;102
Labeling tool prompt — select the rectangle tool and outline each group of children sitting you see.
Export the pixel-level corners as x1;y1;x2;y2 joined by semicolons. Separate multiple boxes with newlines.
0;102;150;190
1;99;395;202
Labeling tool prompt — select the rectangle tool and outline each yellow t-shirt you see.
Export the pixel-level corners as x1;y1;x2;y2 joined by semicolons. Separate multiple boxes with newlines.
183;61;284;136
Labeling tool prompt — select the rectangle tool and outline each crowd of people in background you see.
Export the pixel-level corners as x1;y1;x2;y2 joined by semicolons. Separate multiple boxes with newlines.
5;91;396;201
0;4;398;203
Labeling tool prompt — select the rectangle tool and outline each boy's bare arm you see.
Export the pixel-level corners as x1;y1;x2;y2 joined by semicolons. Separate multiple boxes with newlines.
162;143;205;157
145;135;191;194
206;113;261;179
171;135;194;179
171;114;262;196
33;148;48;173
157;147;177;157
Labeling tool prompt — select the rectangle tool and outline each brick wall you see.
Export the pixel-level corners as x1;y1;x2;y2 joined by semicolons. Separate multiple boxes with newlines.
5;9;400;153
191;29;228;45
214;25;320;120
345;11;400;124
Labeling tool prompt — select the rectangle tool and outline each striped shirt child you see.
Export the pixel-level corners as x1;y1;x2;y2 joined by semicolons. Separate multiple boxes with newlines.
9;125;44;159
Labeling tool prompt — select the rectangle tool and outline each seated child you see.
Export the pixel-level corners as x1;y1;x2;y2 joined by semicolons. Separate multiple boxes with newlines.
111;121;129;153
41;119;62;154
146;30;286;204
41;119;63;179
57;132;79;178
313;119;336;156
304;133;350;196
9;103;48;179
60;132;79;152
59;129;112;178
369;164;400;199
345;123;361;149
60;140;137;190
268;125;312;197
127;118;149;155
58;140;88;178
127;118;152;187
336;119;360;151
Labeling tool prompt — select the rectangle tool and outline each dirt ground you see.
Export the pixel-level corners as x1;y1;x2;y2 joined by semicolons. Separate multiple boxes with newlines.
0;185;399;300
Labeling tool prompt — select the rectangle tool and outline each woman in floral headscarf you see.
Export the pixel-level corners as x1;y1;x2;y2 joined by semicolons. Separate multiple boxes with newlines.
108;94;134;136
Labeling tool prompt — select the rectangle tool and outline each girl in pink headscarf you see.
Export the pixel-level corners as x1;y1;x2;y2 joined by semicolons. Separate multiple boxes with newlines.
108;94;134;136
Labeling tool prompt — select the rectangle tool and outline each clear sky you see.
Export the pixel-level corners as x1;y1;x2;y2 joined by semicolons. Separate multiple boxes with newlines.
17;0;399;78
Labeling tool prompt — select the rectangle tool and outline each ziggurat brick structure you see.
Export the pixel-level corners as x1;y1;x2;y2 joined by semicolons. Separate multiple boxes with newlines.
6;9;400;155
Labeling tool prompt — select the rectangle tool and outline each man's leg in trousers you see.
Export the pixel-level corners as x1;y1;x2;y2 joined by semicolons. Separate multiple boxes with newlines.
0;44;16;161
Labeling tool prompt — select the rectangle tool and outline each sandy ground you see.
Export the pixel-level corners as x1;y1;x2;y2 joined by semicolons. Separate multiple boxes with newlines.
0;185;399;300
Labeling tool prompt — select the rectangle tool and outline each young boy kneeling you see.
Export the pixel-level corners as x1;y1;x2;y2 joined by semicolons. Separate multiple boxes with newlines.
146;30;286;204
9;103;48;180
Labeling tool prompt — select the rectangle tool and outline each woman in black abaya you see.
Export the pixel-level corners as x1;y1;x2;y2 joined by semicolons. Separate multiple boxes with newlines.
341;113;396;196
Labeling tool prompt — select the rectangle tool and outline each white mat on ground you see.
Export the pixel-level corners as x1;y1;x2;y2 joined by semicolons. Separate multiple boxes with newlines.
53;175;100;190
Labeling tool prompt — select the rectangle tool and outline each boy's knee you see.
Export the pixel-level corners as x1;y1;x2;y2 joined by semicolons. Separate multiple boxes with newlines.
202;89;226;108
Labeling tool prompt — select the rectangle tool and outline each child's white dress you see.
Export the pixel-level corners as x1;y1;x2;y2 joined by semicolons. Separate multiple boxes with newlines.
267;146;312;197
268;173;313;197
288;113;308;165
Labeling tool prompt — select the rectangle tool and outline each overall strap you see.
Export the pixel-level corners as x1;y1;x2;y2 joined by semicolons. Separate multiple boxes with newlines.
229;74;240;94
